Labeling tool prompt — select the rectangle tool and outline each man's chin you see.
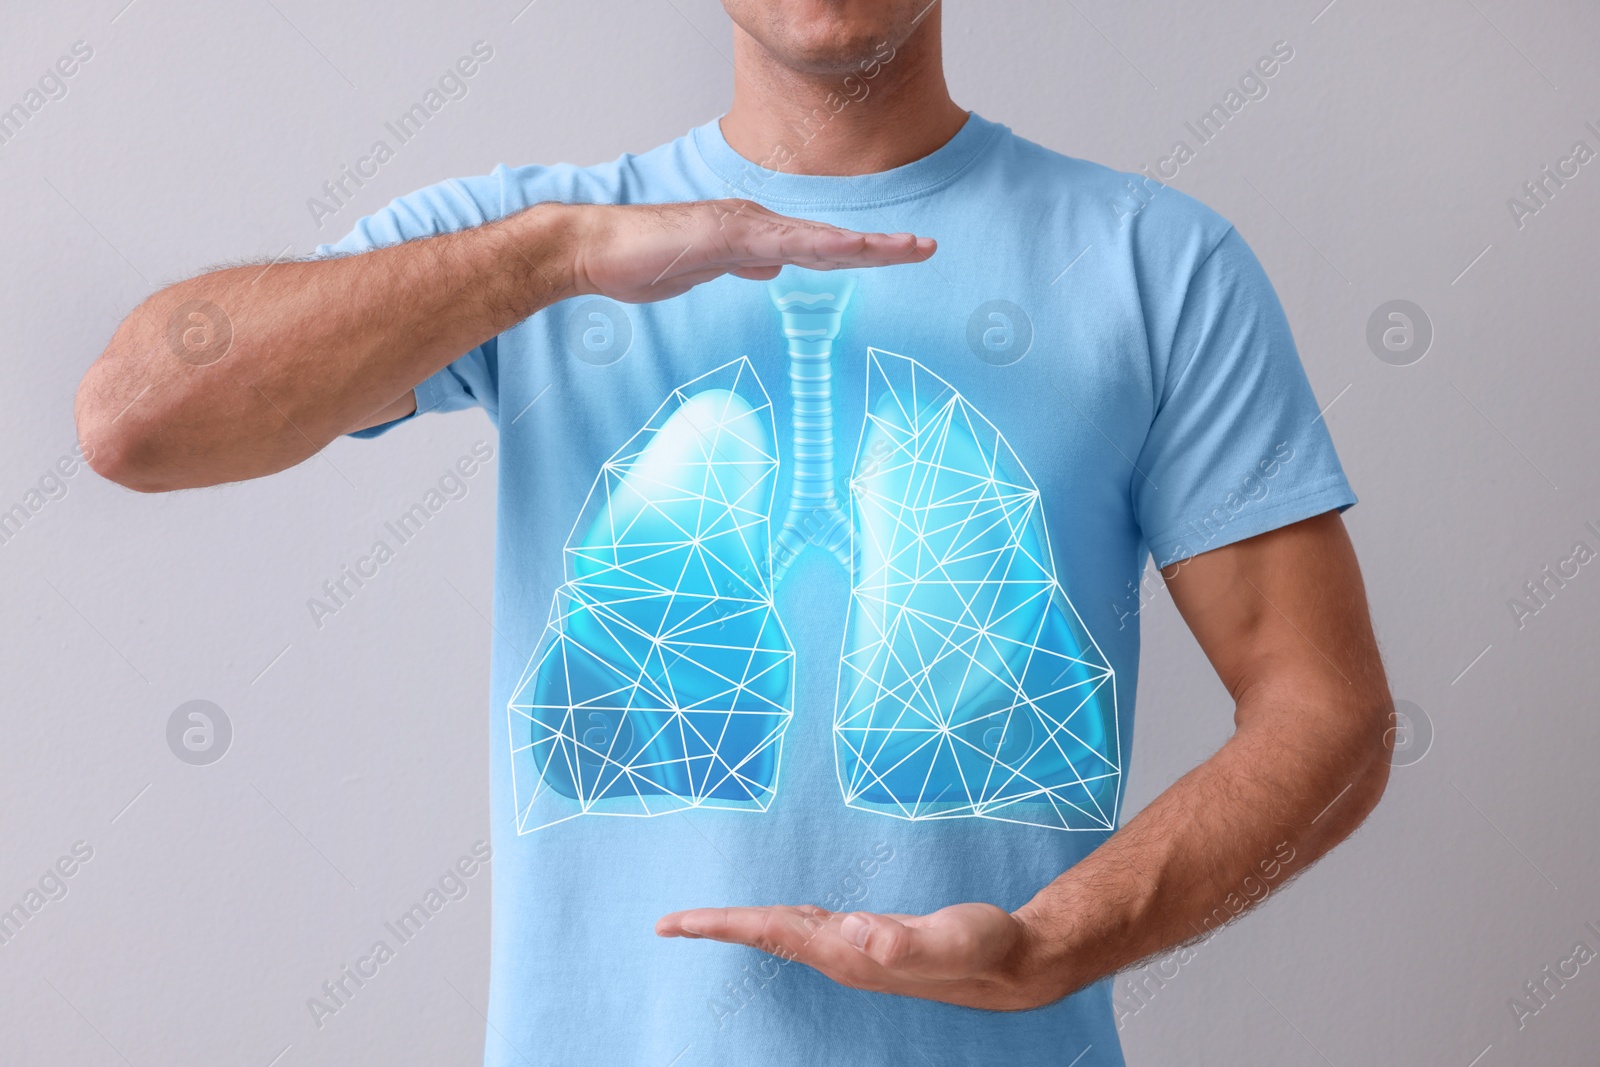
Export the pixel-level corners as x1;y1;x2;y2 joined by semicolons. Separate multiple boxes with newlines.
726;1;916;75
779;36;892;74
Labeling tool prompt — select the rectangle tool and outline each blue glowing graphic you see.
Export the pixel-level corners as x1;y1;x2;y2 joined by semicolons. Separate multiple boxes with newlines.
769;274;854;577
835;350;1120;831
508;270;1120;833
507;359;793;832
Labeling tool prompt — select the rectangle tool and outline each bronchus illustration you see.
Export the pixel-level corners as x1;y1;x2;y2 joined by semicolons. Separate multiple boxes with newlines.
508;271;1120;833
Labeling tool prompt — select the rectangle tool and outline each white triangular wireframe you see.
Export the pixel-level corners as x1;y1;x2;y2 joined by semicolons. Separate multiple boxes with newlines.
507;358;793;834
834;348;1121;832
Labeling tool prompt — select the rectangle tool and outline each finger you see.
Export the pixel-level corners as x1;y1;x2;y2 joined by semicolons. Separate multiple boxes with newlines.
774;227;930;269
657;906;832;959
817;231;934;268
655;906;732;938
718;213;934;271
659;907;906;994
729;264;783;281
658;907;978;999
708;199;842;233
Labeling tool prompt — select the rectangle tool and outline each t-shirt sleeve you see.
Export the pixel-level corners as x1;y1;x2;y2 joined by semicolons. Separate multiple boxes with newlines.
312;173;505;438
1131;226;1356;568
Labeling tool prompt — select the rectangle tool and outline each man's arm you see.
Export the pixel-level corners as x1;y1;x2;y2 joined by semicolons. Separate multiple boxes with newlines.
75;200;933;493
656;511;1392;1010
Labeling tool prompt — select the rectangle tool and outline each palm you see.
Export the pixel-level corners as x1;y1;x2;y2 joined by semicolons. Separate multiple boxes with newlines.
656;900;1054;1011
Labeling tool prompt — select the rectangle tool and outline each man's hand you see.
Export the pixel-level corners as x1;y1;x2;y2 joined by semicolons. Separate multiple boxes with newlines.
571;199;933;302
656;902;1062;1011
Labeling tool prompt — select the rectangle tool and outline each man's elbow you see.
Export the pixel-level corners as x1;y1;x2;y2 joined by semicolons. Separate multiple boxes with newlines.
1337;692;1395;832
80;435;174;494
74;358;178;494
1354;732;1392;821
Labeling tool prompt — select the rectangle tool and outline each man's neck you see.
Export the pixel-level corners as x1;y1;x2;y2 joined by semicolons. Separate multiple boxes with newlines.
720;16;968;177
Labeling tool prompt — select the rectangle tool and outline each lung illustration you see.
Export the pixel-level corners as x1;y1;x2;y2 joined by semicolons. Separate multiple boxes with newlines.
508;358;794;833
834;349;1121;831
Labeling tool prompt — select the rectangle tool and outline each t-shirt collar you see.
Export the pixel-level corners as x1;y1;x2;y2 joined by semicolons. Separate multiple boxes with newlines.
690;110;1001;210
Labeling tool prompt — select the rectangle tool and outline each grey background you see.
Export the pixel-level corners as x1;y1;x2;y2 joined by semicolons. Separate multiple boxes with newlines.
3;0;1597;1064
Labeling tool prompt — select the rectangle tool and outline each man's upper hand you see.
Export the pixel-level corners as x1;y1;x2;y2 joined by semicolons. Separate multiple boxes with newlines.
568;199;934;303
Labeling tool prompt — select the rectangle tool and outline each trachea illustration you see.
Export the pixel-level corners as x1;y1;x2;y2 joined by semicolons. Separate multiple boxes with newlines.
508;269;1120;834
769;272;855;579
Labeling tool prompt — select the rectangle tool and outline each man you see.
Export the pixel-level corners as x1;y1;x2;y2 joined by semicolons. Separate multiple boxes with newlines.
74;2;1392;1064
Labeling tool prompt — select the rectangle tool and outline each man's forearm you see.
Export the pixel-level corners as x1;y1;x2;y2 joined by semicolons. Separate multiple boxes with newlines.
75;198;934;494
75;203;578;492
1012;677;1392;1002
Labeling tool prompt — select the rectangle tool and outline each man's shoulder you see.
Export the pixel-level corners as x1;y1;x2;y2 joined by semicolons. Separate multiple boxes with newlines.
989;122;1233;252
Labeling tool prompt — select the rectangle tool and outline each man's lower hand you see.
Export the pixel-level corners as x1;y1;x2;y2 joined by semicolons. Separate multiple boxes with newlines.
655;902;1069;1011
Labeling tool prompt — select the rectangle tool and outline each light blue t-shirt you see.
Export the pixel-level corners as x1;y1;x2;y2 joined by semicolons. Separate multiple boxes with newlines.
321;112;1354;1067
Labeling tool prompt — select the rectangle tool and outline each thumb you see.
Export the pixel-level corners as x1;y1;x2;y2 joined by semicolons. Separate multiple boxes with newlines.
840;912;959;973
729;265;783;281
841;912;910;966
842;906;1014;979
